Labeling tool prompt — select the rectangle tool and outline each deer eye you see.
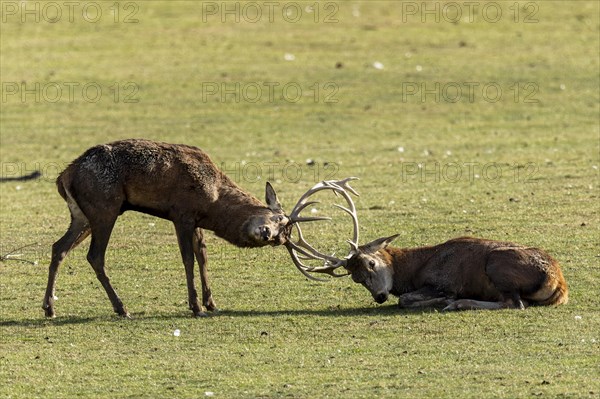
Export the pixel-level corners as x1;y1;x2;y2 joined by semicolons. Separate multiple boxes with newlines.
368;260;376;269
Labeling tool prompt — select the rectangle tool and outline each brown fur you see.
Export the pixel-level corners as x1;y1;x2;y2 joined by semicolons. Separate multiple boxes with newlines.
43;139;292;318
345;236;568;310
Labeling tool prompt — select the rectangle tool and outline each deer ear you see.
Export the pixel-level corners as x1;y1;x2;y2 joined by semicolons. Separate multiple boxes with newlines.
360;234;400;253
265;182;282;212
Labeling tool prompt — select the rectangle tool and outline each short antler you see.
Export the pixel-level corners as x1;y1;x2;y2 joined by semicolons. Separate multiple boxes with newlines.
284;177;360;281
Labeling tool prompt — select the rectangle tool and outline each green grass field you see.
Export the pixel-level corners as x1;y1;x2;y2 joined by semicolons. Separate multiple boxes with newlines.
1;1;598;398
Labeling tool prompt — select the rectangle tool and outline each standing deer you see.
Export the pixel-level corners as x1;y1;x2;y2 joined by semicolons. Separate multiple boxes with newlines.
43;139;347;318
284;192;569;310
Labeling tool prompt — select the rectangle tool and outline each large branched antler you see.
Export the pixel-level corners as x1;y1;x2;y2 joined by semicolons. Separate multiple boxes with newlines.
284;177;359;281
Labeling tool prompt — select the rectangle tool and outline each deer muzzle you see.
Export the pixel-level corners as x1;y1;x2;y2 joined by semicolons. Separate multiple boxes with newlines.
259;226;271;241
374;292;389;304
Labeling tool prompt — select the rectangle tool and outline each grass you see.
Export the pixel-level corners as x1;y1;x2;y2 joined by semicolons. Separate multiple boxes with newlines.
1;1;599;398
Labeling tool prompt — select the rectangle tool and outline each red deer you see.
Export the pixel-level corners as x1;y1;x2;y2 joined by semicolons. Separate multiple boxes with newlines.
343;235;568;310
297;234;568;310
43;139;347;318
285;193;568;310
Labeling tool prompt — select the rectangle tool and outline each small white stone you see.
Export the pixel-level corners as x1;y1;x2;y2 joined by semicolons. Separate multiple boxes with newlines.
560;84;566;90
416;65;423;72
284;53;295;61
373;61;384;70
575;315;582;320
173;329;181;336
205;392;214;397
310;208;318;214
397;146;405;153
53;295;58;300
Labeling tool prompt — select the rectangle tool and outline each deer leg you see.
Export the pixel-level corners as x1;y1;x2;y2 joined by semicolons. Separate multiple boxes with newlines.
483;255;531;310
43;208;90;318
175;223;206;318
404;297;454;308
398;287;451;309
193;228;218;312
442;299;508;311
86;218;129;318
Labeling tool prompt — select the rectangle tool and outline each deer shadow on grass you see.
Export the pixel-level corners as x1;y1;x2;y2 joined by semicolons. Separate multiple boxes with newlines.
0;304;433;327
0;316;104;328
216;304;431;318
133;304;432;320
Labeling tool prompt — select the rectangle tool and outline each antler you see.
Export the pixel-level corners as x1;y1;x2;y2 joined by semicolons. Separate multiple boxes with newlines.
284;177;360;281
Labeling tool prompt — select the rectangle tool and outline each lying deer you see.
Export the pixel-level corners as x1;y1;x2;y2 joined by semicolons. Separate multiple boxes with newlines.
342;235;568;310
285;194;569;311
43;139;351;318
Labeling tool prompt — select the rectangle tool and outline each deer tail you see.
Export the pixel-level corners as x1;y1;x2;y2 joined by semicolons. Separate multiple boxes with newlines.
55;168;72;202
539;279;569;306
536;261;569;306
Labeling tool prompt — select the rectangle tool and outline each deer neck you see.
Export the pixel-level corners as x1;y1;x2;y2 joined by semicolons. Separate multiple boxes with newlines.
386;245;438;295
202;182;266;248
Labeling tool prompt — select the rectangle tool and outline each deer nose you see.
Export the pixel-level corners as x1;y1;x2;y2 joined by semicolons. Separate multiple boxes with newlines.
374;293;388;304
260;226;271;241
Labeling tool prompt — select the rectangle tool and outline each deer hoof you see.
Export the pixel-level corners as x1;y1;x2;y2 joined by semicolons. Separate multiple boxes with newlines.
205;303;219;312
442;301;460;312
204;296;218;312
193;311;209;318
44;309;56;318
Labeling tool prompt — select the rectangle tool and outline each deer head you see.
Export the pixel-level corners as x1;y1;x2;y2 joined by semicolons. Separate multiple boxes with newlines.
343;235;400;303
243;182;292;246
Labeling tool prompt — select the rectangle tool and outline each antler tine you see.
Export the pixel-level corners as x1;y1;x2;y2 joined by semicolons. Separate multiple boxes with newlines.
337;177;360;196
285;244;329;282
323;177;360;197
292;200;320;214
292;216;332;223
347;239;359;253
